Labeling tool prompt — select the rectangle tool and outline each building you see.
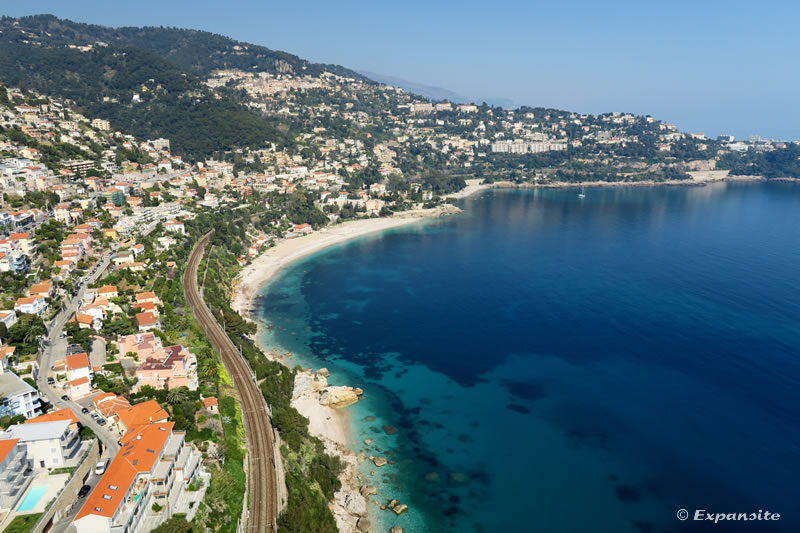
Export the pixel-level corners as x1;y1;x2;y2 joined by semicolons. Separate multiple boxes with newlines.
133;346;198;392
1;419;80;468
163;219;185;235
62;160;94;178
115;400;169;434
73;422;205;533
26;407;80;432
91;118;111;131
66;376;93;399
0;251;28;274
0;438;32;511
14;295;47;315
135;312;160;332
66;352;92;382
0;372;42;419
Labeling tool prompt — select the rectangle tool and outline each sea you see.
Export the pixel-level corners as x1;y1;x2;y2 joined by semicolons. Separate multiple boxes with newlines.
254;182;800;532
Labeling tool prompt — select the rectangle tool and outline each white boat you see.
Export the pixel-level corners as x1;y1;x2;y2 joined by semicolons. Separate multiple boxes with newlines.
578;187;586;199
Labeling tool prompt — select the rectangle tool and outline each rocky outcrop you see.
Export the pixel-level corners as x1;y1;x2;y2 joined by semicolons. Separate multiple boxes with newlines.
319;386;362;408
360;485;378;497
390;527;404;533
369;456;387;467
356;517;372;532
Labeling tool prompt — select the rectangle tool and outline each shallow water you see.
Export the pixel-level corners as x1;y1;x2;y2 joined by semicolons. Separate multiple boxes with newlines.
257;182;800;532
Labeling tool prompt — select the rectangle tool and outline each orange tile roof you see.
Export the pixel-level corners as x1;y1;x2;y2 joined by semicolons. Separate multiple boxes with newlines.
66;352;90;370
26;407;78;425
67;376;90;387
0;439;19;463
97;285;118;294
29;280;52;294
135;312;158;327
75;422;174;520
116;400;169;429
201;397;218;409
135;291;156;301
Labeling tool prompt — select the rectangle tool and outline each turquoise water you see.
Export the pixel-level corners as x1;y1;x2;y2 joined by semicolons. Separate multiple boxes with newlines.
17;485;47;512
257;182;800;532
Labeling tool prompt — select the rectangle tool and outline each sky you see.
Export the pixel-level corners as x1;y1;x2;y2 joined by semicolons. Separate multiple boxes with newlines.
3;0;799;140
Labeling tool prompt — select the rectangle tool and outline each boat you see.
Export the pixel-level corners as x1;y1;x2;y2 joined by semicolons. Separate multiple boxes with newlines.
578;186;586;199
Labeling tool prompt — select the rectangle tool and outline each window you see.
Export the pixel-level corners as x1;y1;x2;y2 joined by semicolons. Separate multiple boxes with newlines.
108;484;118;490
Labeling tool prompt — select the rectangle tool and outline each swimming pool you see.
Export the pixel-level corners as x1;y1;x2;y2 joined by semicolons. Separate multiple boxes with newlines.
17;485;47;512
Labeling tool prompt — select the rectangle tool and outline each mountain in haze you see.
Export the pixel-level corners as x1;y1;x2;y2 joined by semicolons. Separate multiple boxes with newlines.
360;70;519;109
358;70;470;103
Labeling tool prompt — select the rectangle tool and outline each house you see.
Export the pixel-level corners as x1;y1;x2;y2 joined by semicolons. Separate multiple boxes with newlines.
66;376;92;399
0;438;32;511
293;223;313;234
163;219;185;235
28;279;54;298
26;407;80;432
14;295;47;315
135;292;160;306
66;352;92;381
117;333;162;360
200;397;218;413
9;233;33;255
97;285;119;299
2;419;80;468
0;310;17;330
72;422;206;533
114;400;169;434
0;373;41;419
0;251;28;274
133;346;198;392
93;392;131;420
131;244;145;256
0;347;15;372
135;312;160;332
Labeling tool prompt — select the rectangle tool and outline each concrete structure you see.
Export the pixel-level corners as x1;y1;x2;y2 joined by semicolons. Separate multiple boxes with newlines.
0;438;32;511
0;372;42;419
133;345;198;392
2;419;80;468
73;422;206;533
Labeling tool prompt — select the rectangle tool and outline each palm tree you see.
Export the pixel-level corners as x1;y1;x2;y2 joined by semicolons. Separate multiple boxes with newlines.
202;364;219;379
167;386;188;405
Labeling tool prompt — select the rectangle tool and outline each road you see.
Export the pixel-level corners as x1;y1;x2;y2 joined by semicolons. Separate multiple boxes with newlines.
183;231;278;532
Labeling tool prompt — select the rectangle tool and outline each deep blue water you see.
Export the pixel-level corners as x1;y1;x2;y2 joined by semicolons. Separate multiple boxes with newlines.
257;183;800;532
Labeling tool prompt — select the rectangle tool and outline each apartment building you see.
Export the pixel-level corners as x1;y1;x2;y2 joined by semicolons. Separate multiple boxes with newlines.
0;372;42;419
73;422;205;533
0;439;32;511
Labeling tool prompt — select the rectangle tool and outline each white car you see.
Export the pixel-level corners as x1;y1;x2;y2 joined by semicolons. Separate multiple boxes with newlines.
95;460;109;475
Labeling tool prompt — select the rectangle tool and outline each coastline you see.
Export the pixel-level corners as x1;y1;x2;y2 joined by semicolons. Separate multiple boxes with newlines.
230;190;485;532
486;171;772;189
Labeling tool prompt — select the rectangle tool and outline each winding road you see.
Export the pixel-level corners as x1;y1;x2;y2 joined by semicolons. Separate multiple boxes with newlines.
183;231;278;532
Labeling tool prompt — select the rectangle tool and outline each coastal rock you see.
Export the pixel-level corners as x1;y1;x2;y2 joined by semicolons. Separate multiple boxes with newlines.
370;456;387;467
345;493;367;517
382;425;398;435
319;386;360;408
356;517;372;532
317;367;330;377
360;485;378;497
387;499;399;509
363;439;373;445
311;372;328;392
390;527;404;533
392;504;408;516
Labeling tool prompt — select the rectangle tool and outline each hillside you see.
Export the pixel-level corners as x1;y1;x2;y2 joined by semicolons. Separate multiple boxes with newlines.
0;14;369;160
3;14;367;80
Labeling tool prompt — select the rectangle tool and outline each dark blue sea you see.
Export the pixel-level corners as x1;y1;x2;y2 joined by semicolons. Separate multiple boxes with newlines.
256;183;800;532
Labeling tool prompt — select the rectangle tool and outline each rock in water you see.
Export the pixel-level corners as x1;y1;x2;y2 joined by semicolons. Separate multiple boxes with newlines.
387;499;399;509
392;504;408;515
319;386;360;407
382;425;398;435
360;485;378;497
390;527;404;533
317;367;330;376
369;456;387;467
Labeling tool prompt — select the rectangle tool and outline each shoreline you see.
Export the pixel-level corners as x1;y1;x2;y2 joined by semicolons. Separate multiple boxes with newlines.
483;172;783;190
230;195;483;532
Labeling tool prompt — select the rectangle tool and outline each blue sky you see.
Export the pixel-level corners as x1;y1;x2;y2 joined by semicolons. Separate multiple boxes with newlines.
3;1;798;139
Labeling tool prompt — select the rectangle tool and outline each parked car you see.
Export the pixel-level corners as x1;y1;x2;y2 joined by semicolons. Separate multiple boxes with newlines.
61;395;69;401
97;418;107;426
78;485;91;498
81;407;89;414
47;377;55;385
90;412;99;419
94;460;109;475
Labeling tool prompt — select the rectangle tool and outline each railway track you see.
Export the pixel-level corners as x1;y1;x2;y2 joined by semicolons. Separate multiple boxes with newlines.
184;231;277;532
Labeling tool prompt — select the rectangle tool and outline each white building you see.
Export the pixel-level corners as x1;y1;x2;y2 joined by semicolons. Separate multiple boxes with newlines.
0;372;42;419
2;419;80;468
